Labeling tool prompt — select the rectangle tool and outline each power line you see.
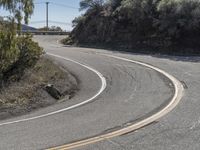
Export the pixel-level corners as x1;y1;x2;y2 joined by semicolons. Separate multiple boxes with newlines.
30;20;72;26
50;2;79;10
34;2;46;5
30;20;43;23
31;1;77;29
34;2;79;10
48;20;72;25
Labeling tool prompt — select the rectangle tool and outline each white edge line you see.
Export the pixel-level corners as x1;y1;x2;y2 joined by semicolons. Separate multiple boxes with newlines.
101;54;184;125
0;53;107;127
49;54;184;150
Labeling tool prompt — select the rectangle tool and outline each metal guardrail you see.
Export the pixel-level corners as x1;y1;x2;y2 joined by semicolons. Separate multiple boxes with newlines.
21;30;70;35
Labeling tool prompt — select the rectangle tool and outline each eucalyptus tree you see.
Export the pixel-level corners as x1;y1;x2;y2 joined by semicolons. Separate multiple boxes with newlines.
0;0;35;82
0;0;34;30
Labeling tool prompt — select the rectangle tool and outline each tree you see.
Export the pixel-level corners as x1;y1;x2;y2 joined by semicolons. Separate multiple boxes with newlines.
0;0;34;30
70;0;200;54
115;0;159;37
49;26;63;32
80;0;104;11
107;0;122;9
155;0;200;39
38;26;63;32
0;0;43;84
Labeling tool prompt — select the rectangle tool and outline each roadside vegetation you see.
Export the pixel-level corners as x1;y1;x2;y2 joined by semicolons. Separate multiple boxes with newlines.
64;0;200;55
0;56;78;120
0;1;78;119
0;0;42;85
38;26;63;32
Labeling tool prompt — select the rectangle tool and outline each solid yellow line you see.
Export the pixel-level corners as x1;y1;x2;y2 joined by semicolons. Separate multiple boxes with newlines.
48;54;184;150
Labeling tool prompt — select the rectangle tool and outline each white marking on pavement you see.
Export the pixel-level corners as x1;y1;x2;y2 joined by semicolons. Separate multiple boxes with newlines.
0;53;107;127
49;54;184;150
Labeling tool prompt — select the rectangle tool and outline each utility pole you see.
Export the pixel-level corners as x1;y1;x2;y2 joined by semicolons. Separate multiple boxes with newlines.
46;2;49;31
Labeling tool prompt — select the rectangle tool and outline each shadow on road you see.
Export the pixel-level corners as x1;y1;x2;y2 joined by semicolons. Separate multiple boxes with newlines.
151;55;200;63
61;44;200;63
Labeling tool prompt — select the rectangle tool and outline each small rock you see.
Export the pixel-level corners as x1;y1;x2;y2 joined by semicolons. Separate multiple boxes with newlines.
45;84;62;100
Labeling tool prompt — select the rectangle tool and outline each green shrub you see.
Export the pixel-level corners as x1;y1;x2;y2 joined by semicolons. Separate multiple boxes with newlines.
0;30;19;80
0;0;43;83
72;0;200;53
2;35;43;82
61;36;74;45
17;35;43;68
155;0;200;40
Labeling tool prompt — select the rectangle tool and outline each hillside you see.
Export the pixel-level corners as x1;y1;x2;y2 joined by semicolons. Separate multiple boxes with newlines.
22;24;37;31
67;0;200;55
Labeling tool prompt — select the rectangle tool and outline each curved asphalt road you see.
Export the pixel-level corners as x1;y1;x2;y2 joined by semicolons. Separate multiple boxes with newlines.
0;35;199;150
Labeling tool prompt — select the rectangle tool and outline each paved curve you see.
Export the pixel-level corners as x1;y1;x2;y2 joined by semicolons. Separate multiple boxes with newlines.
0;35;198;150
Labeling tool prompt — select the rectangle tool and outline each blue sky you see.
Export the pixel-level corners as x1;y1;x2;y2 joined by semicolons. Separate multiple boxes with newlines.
0;0;83;31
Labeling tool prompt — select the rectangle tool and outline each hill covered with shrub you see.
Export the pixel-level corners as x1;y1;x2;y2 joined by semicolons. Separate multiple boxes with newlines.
68;0;200;55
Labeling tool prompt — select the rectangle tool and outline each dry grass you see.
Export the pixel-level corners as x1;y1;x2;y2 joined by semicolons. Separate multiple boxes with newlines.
0;56;78;119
